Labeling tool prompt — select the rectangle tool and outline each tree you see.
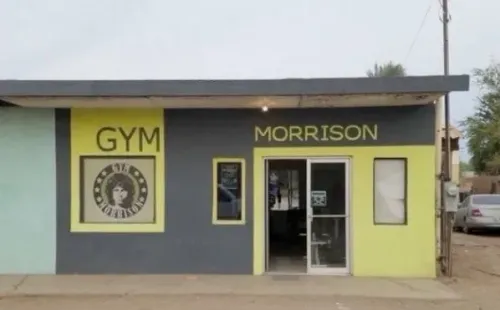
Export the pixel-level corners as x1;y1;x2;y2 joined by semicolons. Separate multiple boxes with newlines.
461;60;500;174
459;161;472;172
366;61;407;77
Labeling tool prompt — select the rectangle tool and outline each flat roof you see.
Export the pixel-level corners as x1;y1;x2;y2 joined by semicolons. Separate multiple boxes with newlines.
0;75;469;97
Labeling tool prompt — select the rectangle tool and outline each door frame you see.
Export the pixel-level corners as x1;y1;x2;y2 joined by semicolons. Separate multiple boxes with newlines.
306;157;350;275
254;150;351;275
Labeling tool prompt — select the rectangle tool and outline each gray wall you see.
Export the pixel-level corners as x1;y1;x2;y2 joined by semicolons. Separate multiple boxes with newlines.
253;105;435;146
56;105;435;274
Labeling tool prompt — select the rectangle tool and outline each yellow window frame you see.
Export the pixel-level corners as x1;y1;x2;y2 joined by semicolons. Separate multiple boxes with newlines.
212;157;246;225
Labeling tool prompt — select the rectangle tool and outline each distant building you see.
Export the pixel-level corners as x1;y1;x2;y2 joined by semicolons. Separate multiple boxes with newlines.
441;125;461;184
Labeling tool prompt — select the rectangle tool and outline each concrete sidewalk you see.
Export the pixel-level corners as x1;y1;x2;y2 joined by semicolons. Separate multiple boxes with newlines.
0;275;461;300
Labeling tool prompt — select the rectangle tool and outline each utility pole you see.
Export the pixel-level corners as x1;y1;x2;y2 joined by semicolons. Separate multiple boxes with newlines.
443;0;450;177
441;0;452;277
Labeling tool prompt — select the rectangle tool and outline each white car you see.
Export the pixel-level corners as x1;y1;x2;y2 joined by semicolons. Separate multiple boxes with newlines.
453;194;500;234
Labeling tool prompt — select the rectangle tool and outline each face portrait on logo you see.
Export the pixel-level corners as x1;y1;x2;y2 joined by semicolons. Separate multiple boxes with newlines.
106;173;135;209
80;156;156;223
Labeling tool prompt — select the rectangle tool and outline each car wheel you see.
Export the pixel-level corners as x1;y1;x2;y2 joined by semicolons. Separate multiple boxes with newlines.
452;226;461;232
463;224;473;234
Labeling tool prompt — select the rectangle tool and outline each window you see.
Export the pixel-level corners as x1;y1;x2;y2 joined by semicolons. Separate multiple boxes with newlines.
472;195;500;205
373;158;407;225
212;158;246;224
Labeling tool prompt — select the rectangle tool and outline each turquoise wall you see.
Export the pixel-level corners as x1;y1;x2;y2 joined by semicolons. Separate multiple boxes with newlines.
0;108;56;274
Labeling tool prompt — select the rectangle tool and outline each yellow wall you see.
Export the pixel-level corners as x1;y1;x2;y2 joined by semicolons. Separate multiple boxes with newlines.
253;145;436;278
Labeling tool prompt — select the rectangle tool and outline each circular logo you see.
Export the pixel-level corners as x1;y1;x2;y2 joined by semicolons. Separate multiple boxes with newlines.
93;162;148;219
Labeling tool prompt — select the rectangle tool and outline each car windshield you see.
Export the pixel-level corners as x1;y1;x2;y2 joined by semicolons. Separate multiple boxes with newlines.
472;195;500;205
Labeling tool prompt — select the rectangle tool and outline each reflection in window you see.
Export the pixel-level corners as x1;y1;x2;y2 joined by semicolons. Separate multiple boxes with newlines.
213;159;245;224
374;158;407;225
269;170;300;211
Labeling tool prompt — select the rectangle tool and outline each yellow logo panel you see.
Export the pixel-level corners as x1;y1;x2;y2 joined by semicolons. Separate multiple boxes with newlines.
70;109;165;233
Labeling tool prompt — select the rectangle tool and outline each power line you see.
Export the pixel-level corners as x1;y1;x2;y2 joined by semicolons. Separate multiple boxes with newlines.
403;0;435;64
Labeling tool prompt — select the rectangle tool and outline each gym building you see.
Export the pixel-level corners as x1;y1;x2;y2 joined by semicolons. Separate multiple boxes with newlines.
0;76;469;277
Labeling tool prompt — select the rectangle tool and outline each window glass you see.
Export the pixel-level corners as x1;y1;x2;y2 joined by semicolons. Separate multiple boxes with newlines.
374;158;407;225
218;187;233;203
269;169;300;211
215;161;244;222
472;195;500;205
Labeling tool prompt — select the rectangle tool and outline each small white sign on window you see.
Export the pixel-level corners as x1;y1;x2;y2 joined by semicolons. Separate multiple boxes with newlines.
311;190;327;207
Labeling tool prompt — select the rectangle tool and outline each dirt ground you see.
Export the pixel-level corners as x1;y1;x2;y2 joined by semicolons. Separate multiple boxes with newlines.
440;230;500;310
1;232;500;310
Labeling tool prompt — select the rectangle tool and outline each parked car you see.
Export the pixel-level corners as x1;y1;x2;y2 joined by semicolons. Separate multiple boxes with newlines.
453;194;500;234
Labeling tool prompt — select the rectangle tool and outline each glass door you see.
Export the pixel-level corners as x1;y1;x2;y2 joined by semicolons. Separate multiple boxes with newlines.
306;158;349;275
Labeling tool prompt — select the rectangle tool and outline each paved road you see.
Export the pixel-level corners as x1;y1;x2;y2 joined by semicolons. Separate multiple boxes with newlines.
0;295;474;310
2;231;500;310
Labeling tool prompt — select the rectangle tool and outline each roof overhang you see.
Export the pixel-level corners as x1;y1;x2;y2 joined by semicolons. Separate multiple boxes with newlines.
0;75;470;108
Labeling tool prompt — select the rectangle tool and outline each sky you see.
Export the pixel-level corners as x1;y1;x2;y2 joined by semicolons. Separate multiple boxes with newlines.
0;0;499;160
